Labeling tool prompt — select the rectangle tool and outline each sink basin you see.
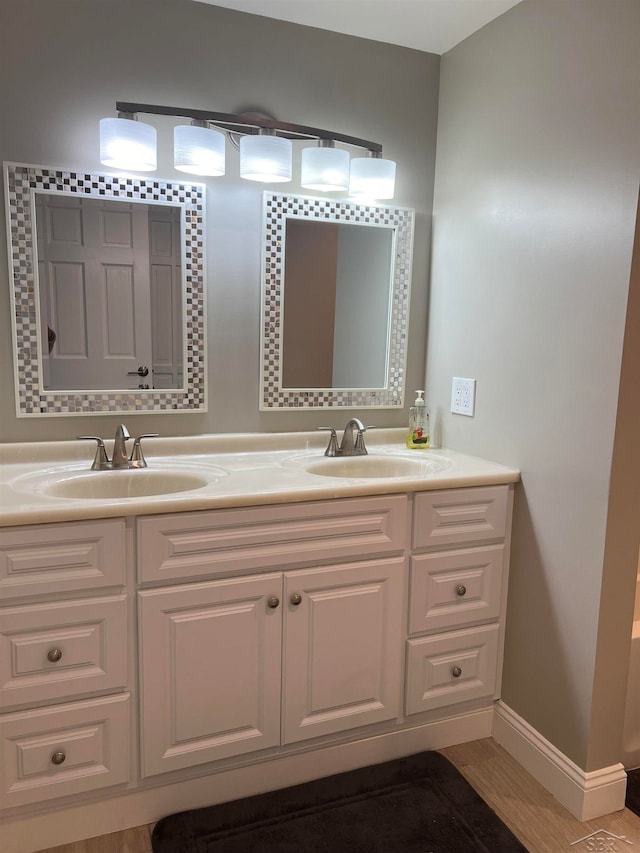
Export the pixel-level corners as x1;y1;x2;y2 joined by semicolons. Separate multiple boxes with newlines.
305;454;451;479
13;466;223;500
46;470;209;499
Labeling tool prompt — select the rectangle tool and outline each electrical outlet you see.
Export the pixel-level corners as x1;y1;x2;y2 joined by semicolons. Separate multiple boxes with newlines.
451;377;476;417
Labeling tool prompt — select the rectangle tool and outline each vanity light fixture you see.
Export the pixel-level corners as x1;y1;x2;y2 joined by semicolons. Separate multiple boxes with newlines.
349;151;397;201
99;102;396;198
99;113;157;172
174;119;225;176
239;128;292;183
301;140;350;192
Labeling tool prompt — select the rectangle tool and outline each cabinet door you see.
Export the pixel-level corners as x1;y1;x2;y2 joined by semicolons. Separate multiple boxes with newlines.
282;558;405;744
138;573;282;777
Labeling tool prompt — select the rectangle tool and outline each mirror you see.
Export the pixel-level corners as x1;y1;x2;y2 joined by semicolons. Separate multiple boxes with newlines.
282;220;393;390
260;192;414;410
4;162;206;416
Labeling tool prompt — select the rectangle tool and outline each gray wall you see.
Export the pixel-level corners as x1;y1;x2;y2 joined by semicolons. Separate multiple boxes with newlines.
429;0;640;768
0;0;439;442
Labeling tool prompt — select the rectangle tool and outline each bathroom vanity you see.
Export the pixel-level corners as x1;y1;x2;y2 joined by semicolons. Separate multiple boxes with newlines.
0;431;519;853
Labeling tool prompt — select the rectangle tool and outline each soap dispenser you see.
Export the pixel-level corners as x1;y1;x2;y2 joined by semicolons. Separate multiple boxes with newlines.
406;390;430;449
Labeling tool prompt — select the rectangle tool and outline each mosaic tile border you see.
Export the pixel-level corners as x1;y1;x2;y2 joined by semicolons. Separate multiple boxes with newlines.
260;192;414;410
4;162;206;417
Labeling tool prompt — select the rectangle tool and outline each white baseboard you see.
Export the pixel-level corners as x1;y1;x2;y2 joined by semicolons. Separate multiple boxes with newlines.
493;700;628;821
2;708;493;853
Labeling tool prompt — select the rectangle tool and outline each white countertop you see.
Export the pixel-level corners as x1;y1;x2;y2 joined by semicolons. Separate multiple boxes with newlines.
0;429;520;527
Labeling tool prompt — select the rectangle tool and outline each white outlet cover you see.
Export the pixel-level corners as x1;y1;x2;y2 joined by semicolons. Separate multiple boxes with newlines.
451;377;476;416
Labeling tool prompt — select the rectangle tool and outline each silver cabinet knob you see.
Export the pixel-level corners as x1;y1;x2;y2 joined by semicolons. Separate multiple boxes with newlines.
456;585;467;597
51;751;66;766
47;648;63;663
290;593;302;606
452;666;463;678
267;596;280;609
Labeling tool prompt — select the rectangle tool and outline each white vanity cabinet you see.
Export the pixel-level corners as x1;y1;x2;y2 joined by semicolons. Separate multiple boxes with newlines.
405;485;511;715
137;496;407;777
0;519;131;809
0;472;516;853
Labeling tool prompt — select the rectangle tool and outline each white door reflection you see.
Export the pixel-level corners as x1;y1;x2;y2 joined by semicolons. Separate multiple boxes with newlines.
35;195;182;391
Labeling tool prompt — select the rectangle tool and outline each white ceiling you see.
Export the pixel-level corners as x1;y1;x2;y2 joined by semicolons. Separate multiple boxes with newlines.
193;0;522;55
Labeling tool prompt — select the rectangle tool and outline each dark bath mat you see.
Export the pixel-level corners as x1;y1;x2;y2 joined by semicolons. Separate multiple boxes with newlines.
151;750;528;853
626;768;640;818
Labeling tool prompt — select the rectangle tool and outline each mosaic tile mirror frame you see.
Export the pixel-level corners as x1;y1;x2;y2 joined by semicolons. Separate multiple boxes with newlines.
4;162;206;417
260;192;415;410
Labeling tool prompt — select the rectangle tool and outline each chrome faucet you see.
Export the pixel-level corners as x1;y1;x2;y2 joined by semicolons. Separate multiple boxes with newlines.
77;425;159;470
319;418;369;457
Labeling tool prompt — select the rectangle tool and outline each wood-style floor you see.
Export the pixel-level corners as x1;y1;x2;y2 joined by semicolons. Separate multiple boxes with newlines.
36;737;640;853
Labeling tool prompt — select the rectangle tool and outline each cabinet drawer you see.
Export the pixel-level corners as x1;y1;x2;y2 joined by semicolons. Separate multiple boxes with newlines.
413;486;508;551
0;693;130;808
138;495;408;583
0;519;126;600
405;624;499;715
409;545;504;635
0;594;128;710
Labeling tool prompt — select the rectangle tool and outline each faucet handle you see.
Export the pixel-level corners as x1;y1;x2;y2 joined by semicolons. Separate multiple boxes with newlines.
317;427;339;457
77;436;110;470
129;434;159;469
354;431;368;454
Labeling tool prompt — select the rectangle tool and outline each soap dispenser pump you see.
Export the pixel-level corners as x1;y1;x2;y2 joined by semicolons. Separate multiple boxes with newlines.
406;390;430;449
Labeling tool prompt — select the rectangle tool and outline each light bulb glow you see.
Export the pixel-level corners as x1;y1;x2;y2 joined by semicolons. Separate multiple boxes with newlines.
99;117;157;172
174;124;225;176
240;134;292;183
349;156;396;200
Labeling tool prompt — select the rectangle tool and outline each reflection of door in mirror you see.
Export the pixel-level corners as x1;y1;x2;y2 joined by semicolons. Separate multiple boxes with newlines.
35;196;182;391
282;219;393;390
148;205;183;389
36;195;152;390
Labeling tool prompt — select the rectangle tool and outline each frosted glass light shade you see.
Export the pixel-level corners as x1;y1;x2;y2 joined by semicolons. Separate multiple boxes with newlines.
240;133;292;182
99;117;157;172
301;145;350;192
349;156;396;200
174;124;225;176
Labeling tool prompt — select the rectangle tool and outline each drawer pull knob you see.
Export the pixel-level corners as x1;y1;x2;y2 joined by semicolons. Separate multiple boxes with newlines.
452;666;463;678
456;585;467;597
290;593;303;606
267;596;280;609
47;648;63;663
51;751;66;766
